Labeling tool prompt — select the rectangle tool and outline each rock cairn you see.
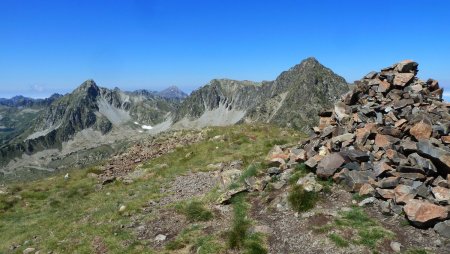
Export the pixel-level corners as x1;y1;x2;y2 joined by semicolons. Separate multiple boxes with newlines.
269;60;450;233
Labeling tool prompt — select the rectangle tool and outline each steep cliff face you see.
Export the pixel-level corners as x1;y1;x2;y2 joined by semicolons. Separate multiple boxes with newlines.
173;57;349;131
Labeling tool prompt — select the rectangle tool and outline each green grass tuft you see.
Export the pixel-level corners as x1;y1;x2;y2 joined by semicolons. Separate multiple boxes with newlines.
356;227;389;248
0;195;20;212
288;163;309;185
177;200;213;222
288;184;318;212
228;194;251;249
194;235;224;254
240;164;260;182
329;233;349;247
330;207;393;249
227;194;267;253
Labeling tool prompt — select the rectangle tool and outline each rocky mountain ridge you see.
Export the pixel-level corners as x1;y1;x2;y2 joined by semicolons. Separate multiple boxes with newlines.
0;81;178;169
174;57;349;131
1;57;349;180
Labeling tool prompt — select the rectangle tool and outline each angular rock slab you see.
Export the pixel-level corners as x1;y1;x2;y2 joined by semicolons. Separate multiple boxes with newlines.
416;140;450;174
403;199;449;227
432;186;450;204
393;73;415;87
333;168;374;192
316;153;346;178
410;119;433;140
394;184;416;205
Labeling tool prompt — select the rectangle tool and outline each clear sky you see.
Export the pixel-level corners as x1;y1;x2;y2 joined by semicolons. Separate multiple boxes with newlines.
0;0;449;101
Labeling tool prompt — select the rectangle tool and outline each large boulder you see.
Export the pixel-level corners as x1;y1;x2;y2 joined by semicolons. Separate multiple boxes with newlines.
403;199;449;227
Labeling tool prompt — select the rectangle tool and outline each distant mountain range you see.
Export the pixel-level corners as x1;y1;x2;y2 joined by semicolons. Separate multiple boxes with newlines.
0;57;349;180
0;94;63;108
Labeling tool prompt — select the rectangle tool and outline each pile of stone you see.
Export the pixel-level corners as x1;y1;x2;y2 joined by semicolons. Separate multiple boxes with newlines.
269;60;450;233
98;130;206;184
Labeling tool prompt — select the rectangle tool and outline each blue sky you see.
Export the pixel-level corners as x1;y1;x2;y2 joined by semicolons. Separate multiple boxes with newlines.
0;0;449;101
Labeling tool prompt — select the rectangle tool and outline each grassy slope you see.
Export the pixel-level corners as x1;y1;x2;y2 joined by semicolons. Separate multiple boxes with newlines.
0;124;305;253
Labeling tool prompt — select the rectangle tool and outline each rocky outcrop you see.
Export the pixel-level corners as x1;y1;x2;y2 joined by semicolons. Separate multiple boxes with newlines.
174;58;349;131
267;60;450;232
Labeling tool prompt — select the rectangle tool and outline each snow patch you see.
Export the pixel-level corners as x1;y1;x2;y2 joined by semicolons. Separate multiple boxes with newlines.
134;121;139;125
142;125;153;130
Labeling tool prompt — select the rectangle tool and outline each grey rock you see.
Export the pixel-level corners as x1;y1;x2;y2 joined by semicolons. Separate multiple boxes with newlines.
267;167;281;175
434;220;450;238
316;153;346;178
416;140;450;174
390;241;402;253
408;153;437;175
378;177;399;189
333;168;374;192
358;197;376;206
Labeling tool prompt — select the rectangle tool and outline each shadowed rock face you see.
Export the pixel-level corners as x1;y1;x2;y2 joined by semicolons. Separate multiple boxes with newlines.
174;57;349;131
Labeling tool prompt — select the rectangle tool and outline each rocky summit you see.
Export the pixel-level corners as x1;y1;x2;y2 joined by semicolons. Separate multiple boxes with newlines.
267;60;450;232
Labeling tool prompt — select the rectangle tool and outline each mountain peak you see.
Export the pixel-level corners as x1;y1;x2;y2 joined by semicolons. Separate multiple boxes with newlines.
301;57;320;64
157;85;188;100
74;79;100;97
